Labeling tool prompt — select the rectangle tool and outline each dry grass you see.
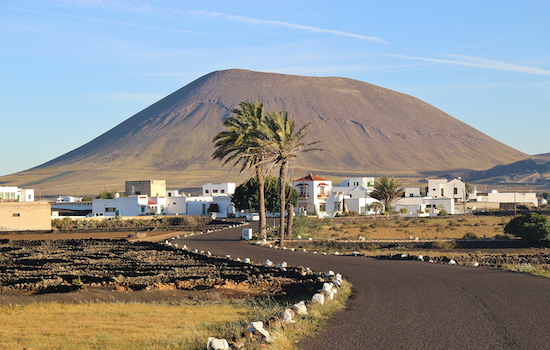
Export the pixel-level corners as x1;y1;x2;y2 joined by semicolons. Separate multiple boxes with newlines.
268;280;352;350
0;302;252;350
322;216;513;240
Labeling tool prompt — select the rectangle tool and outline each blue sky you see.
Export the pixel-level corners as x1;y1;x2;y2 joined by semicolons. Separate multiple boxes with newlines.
1;0;549;176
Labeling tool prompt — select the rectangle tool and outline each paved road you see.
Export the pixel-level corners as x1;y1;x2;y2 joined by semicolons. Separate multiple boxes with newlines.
175;223;550;349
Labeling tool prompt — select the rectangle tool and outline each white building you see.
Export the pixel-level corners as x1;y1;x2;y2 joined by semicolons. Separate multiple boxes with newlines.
56;196;83;203
92;195;166;217
327;177;378;215
202;183;236;196
292;174;332;215
427;178;466;201
395;196;455;216
472;189;538;207
0;186;34;202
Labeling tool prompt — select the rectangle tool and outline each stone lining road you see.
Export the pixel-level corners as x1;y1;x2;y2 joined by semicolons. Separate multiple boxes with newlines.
176;223;550;349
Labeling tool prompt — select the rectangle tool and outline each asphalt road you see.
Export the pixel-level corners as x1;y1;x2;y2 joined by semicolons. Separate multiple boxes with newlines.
175;223;550;350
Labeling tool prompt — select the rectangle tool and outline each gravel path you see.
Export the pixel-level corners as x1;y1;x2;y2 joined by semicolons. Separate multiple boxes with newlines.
176;223;550;350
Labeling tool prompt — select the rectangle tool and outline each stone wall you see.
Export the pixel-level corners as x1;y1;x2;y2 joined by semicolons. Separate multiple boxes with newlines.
0;201;51;231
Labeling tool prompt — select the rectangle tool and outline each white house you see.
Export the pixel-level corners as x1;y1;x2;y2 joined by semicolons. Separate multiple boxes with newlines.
92;195;166;217
165;183;236;218
292;174;332;215
427;178;466;201
395;196;455;216
0;186;34;202
327;177;378;215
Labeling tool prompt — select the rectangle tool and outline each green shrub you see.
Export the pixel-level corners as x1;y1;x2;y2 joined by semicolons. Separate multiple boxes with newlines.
504;213;550;243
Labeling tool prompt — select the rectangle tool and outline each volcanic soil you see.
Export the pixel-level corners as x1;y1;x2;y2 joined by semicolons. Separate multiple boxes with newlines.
0;236;320;305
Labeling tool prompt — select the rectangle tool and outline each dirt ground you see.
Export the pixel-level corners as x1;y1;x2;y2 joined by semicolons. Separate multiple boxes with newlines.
0;233;320;306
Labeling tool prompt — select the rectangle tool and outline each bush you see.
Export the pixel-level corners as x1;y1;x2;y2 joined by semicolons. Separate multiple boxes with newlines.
504;213;550;243
462;232;478;240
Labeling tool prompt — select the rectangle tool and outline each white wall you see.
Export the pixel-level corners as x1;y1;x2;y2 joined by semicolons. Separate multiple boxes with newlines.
476;192;538;207
395;197;455;215
202;183;236;196
164;196;187;215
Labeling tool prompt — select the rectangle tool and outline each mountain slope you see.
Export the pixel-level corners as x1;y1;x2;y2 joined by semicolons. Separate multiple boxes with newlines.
2;69;528;194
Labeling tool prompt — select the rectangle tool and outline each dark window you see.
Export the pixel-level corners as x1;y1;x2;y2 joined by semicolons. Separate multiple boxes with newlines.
454;188;458;195
105;207;116;212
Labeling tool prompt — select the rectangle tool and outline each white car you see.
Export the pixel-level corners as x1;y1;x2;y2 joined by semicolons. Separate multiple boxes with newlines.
246;213;260;221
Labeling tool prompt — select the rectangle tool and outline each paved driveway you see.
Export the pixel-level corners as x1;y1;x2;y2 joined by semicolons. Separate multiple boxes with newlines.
175;223;550;349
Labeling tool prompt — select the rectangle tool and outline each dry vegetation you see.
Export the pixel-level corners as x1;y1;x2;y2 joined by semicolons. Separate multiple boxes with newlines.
0;301;252;350
294;215;514;241
0;282;351;350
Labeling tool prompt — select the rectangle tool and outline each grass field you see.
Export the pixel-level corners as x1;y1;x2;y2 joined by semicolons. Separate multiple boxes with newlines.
0;281;351;350
293;215;515;241
0;301;252;350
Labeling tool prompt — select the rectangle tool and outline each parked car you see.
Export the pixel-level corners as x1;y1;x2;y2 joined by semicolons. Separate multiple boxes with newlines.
246;213;260;221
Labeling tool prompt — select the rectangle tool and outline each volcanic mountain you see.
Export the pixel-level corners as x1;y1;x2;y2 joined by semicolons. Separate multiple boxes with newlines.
2;69;528;195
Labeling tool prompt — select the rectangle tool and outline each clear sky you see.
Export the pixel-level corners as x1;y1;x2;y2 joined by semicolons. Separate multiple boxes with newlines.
1;0;549;176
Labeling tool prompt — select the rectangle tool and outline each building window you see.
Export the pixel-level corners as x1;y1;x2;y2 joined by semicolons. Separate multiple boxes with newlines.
13;213;20;217
205;190;209;194
454;188;458;195
441;189;444;197
105;207;116;212
409;193;414;197
353;182;359;186
213;189;218;193
221;189;225;193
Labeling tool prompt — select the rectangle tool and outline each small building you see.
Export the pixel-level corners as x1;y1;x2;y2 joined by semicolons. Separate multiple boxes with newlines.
472;189;538;207
0;201;51;231
328;177;378;215
92;195;166;217
0;186;34;202
395;196;455;216
125;180;166;197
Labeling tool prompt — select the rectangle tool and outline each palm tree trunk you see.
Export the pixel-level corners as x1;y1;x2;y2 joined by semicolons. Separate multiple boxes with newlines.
279;161;287;247
256;164;267;240
287;203;294;239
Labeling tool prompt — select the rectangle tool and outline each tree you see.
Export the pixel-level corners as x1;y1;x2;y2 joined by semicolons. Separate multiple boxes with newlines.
504;213;550;244
263;111;322;246
232;176;298;213
212;102;270;239
370;176;405;214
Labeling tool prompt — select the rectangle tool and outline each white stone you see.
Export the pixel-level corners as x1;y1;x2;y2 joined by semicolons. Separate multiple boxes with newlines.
448;259;457;265
312;293;325;304
207;337;229;350
326;270;335;278
292;301;308;315
417;255;424;261
472;262;479;267
247;321;272;342
264;259;273;267
282;308;295;323
321;282;333;293
244;258;251;264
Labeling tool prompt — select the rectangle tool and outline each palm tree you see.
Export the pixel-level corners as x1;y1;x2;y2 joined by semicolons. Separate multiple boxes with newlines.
263;111;322;246
370;176;405;214
212;101;269;239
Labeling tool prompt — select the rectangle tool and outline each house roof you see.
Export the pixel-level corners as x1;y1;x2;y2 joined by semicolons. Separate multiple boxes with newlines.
293;173;328;182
